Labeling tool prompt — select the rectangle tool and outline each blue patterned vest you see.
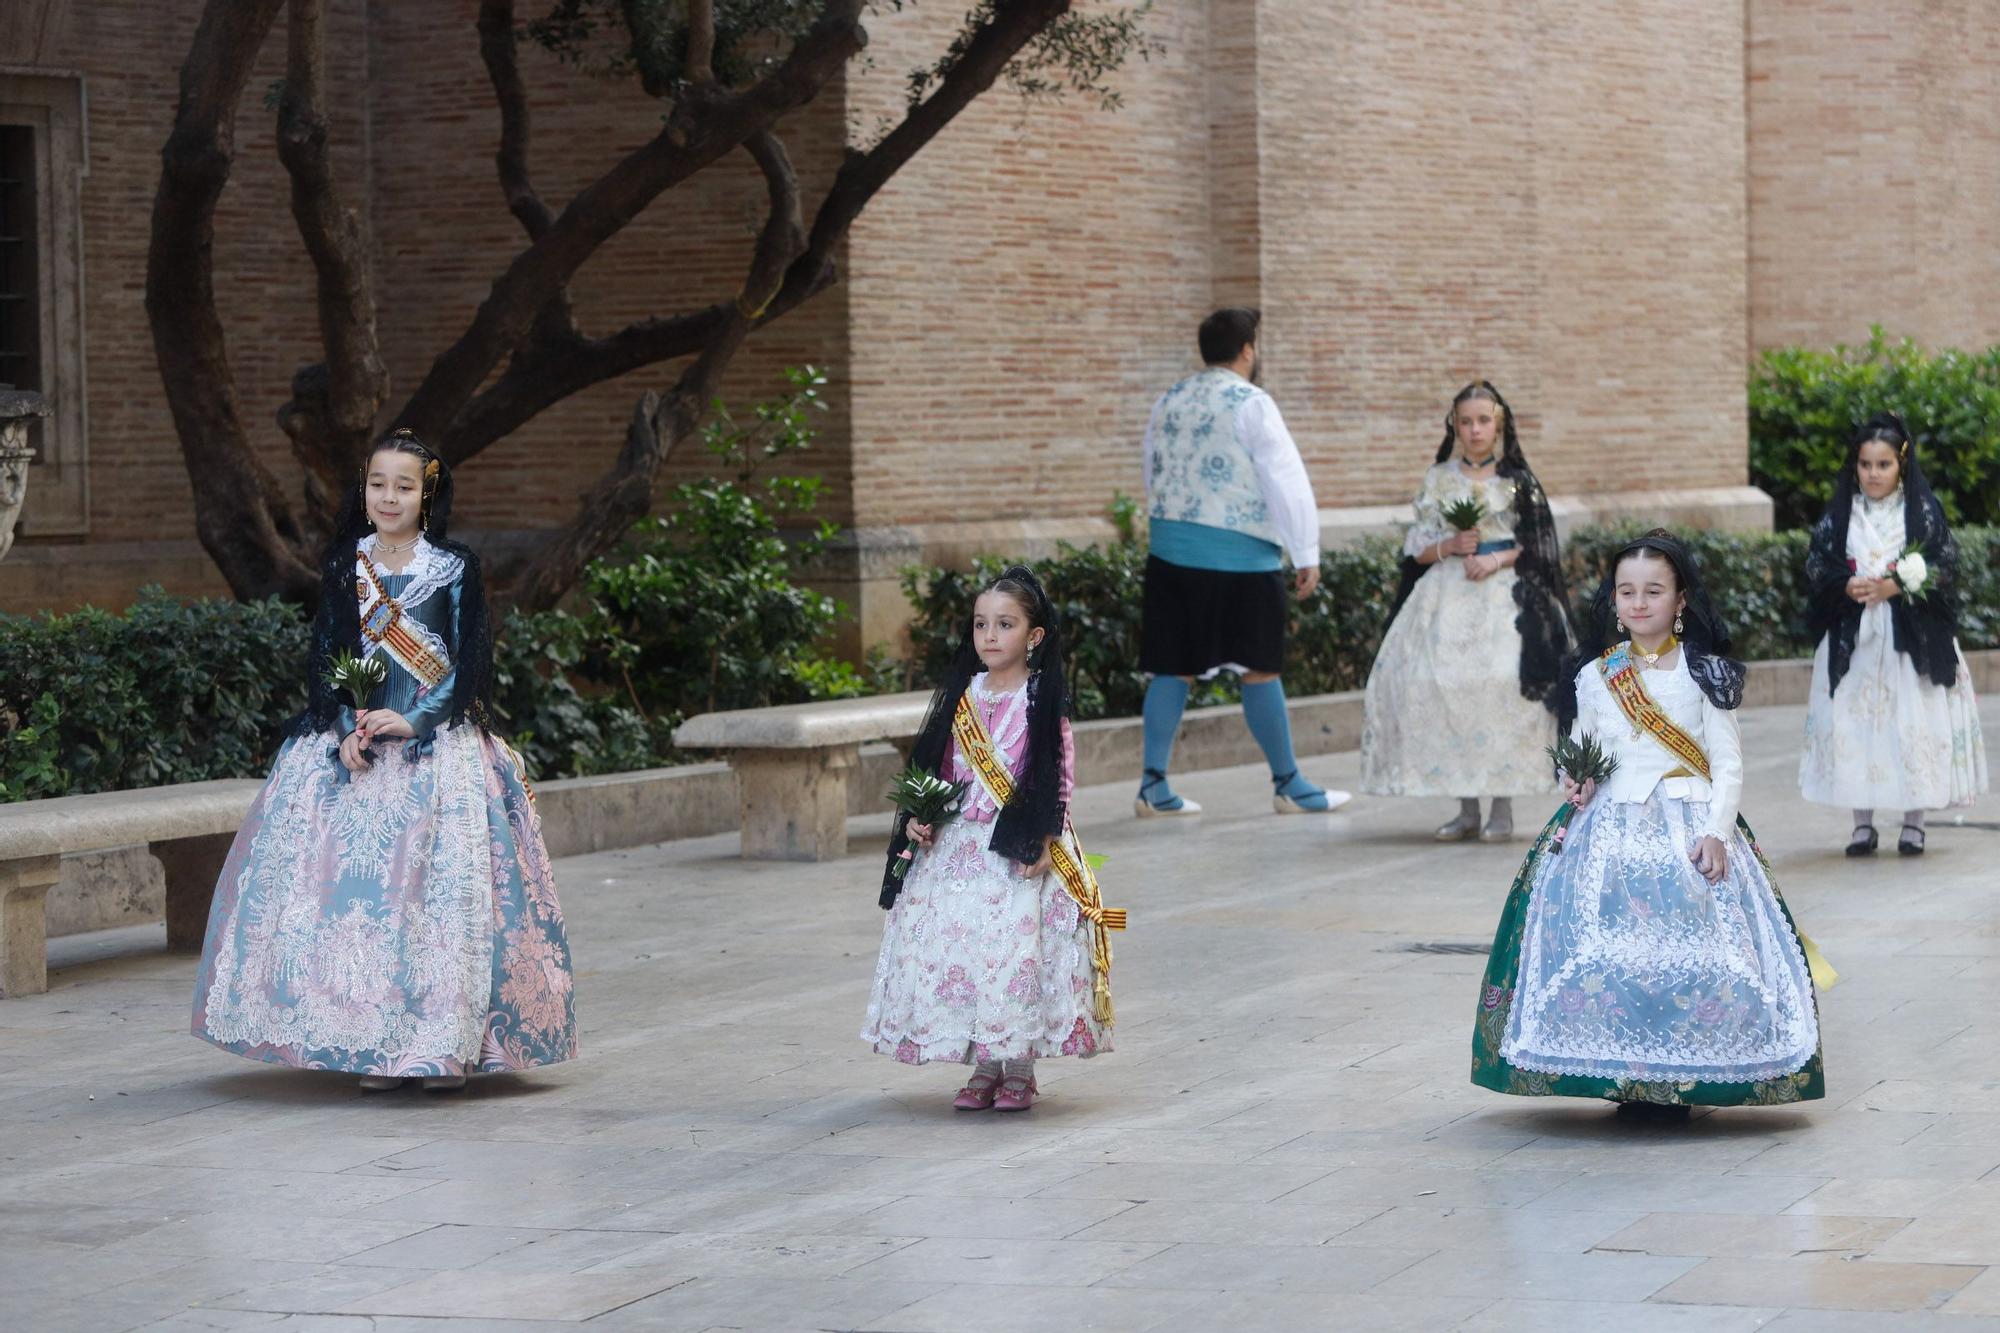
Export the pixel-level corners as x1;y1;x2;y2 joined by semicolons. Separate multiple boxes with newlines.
1145;367;1276;545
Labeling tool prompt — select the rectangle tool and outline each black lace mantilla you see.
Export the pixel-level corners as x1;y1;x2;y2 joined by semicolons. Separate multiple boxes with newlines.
290;440;496;740
1554;529;1746;729
1386;391;1575;703
880;566;1071;911
1805;455;1962;696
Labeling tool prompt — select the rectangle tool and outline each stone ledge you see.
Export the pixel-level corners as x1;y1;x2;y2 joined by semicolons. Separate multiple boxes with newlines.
1317;485;1776;549
0;778;262;859
673;690;931;751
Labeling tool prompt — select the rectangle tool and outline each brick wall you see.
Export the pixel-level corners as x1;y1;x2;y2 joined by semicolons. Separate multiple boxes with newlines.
55;0;370;545
1747;0;2000;353
842;0;1752;528
841;1;1216;531
39;0;852;555
29;1;1999;621
1225;1;1750;507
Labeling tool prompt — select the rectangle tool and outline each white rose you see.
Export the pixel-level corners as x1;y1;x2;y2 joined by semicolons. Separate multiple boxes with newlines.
1898;551;1928;594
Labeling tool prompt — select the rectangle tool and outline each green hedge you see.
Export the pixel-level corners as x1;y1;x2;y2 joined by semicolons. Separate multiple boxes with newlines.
903;525;2000;722
0;370;887;802
900;539;1405;719
0;592;311;801
14;523;1996;802
1750;328;2000;531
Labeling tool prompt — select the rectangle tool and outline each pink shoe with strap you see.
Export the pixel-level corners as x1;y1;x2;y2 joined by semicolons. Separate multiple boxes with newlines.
953;1069;1002;1110
992;1075;1037;1112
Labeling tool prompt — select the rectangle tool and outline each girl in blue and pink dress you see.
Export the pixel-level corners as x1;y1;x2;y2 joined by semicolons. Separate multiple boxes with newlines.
862;566;1115;1112
192;430;578;1092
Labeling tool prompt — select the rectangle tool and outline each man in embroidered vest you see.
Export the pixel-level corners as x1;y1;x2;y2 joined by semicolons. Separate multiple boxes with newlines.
1135;307;1351;817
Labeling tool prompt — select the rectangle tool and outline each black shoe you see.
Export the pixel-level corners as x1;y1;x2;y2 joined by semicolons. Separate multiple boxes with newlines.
1845;825;1879;857
1615;1100;1692;1122
1898;825;1926;856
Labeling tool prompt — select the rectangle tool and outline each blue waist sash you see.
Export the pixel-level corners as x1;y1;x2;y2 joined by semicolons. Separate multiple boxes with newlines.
1475;539;1518;555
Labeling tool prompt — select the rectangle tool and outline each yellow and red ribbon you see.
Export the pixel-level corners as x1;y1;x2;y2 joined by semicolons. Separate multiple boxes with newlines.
952;694;1124;1024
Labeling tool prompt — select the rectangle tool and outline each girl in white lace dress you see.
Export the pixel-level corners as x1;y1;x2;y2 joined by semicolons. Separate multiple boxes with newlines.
862;567;1113;1113
1472;532;1824;1114
1800;413;1987;856
1362;383;1573;841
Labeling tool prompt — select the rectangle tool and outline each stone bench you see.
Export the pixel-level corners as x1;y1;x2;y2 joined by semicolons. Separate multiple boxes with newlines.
674;691;933;861
0;779;260;997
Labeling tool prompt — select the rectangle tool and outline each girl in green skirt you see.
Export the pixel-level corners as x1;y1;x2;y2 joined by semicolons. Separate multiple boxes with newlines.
1471;530;1825;1115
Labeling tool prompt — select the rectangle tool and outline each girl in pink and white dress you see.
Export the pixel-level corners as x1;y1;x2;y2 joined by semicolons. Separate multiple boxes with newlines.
862;566;1112;1112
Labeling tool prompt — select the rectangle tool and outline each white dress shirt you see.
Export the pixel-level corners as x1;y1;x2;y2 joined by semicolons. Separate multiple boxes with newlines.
1233;392;1322;569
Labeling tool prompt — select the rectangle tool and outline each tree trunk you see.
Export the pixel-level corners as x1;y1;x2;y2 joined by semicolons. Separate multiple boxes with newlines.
145;0;320;604
273;0;391;519
148;0;1102;613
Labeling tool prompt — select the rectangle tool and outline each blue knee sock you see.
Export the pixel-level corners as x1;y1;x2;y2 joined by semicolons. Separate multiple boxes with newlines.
1140;675;1191;804
1242;679;1318;797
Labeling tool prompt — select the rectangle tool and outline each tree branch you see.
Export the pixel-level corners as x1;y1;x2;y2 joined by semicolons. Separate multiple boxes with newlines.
739;129;805;316
775;0;1074;317
146;0;320;603
686;0;716;85
504;127;807;610
398;0;866;459
477;0;555;239
440;1;1065;461
274;0;391;513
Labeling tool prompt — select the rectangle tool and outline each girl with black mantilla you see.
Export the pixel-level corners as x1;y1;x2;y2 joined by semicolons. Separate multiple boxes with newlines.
1800;412;1987;855
1472;531;1825;1115
193;429;579;1092
1361;381;1573;842
861;566;1116;1113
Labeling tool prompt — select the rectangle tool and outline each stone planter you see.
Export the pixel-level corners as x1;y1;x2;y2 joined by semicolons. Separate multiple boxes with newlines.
0;390;49;562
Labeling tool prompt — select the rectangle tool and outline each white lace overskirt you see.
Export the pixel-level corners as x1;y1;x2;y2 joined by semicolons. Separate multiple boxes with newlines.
1500;792;1819;1084
1800;610;1987;811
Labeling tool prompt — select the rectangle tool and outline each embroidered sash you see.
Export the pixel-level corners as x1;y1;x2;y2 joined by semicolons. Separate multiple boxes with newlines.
356;551;453;689
1598;643;1710;782
951;693;1124;1024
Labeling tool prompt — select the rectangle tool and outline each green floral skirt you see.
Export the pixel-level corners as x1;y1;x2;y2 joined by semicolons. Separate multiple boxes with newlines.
1471;802;1824;1107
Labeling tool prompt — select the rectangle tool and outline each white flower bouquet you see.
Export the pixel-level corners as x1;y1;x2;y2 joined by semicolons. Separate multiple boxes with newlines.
1892;546;1931;601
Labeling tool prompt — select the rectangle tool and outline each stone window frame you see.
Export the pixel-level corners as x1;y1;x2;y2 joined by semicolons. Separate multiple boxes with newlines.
0;68;88;536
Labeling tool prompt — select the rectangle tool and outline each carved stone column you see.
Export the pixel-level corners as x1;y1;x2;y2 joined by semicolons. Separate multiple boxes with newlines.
0;390;48;562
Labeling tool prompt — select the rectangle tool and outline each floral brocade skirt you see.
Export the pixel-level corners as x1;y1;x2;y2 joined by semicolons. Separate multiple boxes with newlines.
1472;793;1823;1106
192;725;579;1076
862;817;1110;1065
1361;560;1558;798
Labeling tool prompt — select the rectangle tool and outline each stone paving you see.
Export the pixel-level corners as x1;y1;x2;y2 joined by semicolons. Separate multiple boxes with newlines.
4;698;2000;1332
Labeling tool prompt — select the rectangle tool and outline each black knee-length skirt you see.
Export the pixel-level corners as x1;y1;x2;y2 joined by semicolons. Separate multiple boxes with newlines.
1139;554;1287;677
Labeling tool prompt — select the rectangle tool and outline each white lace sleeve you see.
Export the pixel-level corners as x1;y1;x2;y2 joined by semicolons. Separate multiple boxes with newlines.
1402;466;1449;559
1699;697;1743;841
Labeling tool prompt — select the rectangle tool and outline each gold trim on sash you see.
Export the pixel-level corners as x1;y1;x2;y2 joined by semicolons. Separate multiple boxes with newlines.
357;552;453;690
952;693;1124;1024
1599;643;1711;781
